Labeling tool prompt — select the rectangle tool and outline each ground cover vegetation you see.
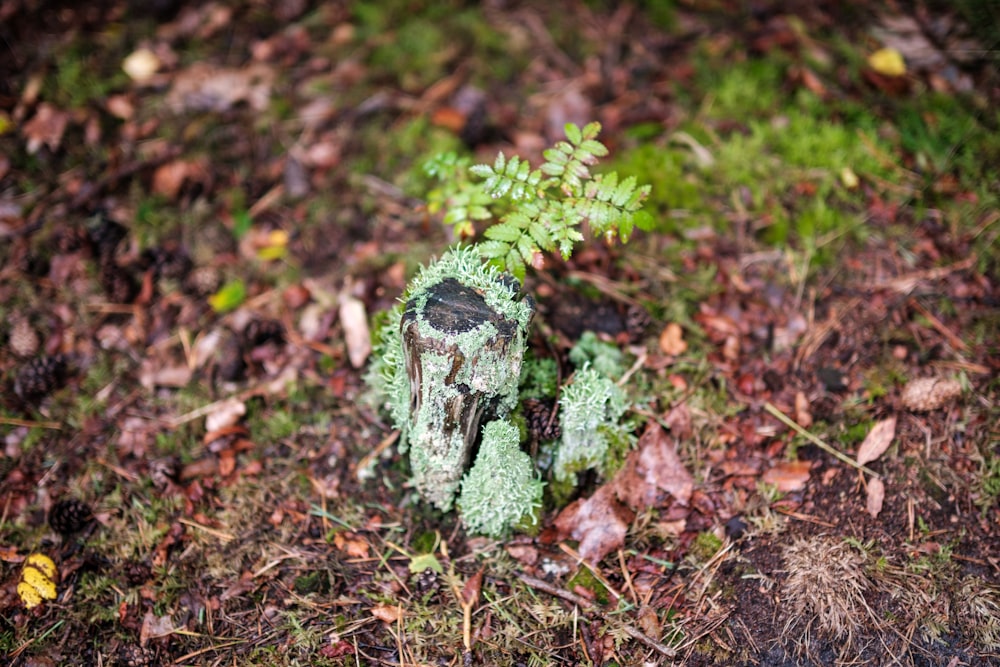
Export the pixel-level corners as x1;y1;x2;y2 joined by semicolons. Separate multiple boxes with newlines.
0;0;998;665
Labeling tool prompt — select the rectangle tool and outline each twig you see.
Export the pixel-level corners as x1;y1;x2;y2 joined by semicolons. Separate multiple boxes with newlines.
908;298;967;351
516;572;676;658
764;401;880;478
0;416;62;430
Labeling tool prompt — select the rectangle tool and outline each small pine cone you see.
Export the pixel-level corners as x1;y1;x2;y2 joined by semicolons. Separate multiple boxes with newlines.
523;398;561;441
100;260;138;303
122;560;152;586
414;567;440;596
901;377;963;412
243;319;285;348
624;304;652;341
14;354;69;401
8;314;40;358
140;244;191;280
117;644;155;667
86;214;128;259
185;266;221;296
49;498;93;535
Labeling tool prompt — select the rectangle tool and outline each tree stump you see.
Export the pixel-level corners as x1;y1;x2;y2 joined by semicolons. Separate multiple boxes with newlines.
401;271;534;510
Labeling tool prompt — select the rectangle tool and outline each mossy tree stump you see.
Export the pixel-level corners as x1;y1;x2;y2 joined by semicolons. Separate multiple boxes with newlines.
400;269;534;510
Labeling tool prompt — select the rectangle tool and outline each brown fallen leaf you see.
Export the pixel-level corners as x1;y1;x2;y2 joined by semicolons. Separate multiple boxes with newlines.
866;477;885;518
761;460;811;492
22;103;69;153
658;322;688;356
856;416;897;467
615;421;694;509
371;603;402;624
553;484;633;564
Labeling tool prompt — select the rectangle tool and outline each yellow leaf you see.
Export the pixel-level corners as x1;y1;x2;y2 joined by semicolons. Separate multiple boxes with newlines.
868;48;906;77
18;553;58;609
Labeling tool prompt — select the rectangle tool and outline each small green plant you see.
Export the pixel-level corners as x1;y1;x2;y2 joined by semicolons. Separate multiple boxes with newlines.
369;122;651;537
426;122;653;280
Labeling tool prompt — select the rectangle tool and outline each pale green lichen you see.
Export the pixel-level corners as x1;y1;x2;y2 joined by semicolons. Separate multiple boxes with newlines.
554;366;628;484
458;419;544;538
568;331;626;379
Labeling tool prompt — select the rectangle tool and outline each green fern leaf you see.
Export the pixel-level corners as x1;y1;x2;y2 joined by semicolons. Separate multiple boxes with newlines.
564;122;583;145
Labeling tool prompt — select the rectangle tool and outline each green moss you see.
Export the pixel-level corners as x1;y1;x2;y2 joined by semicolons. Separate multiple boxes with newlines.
689;531;724;563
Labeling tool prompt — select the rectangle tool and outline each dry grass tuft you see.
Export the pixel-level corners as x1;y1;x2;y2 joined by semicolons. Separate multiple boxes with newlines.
780;536;878;658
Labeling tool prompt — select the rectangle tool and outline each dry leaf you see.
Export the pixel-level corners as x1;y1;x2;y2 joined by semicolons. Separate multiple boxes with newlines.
658;322;688;356
167;62;274;113
866;477;885;518
761;460;811;492
140;611;177;642
856;416;897;466
794;391;813;428
333;532;370;559
205;398;246;432
122;48;161;82
553;484;633;563
22;103;69;154
615;421;694;509
339;293;371;368
371;603;402;624
461;568;484;607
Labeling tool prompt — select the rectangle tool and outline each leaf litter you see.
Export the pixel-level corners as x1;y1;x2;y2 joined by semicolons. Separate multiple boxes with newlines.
1;1;998;665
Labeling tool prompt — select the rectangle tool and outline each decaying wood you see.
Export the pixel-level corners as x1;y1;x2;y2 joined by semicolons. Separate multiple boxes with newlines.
401;275;533;509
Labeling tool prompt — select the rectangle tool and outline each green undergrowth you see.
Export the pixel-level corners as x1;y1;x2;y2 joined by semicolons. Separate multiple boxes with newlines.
608;55;1000;271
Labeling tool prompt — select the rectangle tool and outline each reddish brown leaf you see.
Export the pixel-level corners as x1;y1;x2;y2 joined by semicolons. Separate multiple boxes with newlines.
553;484;633;564
658;322;687;356
22;103;69;153
371;603;402;624
614;421;694;510
761;460;811;492
461;568;484;607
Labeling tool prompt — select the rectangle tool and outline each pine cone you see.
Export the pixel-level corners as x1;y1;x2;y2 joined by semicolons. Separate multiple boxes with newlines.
14;354;69;401
117;644;155;667
100;260;138;303
8;314;40;358
122;560;152;586
86;214;128;259
243;319;285;348
49;498;93;535
140;243;191;280
901;377;962;412
523;398;561;441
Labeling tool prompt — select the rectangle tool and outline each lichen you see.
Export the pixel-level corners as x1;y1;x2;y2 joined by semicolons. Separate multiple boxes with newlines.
554;366;628;484
458;419;544;538
568;330;626;379
373;246;534;510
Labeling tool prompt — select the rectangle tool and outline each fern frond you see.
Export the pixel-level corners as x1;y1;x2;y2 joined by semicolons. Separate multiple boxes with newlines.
471;153;543;202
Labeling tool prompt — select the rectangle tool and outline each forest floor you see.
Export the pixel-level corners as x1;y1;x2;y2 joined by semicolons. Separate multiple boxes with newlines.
1;1;998;665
